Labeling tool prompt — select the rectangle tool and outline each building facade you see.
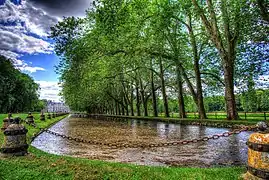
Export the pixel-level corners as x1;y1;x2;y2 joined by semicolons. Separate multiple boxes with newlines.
45;101;70;113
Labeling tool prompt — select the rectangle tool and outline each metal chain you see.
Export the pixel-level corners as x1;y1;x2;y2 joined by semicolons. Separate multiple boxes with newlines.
21;118;257;148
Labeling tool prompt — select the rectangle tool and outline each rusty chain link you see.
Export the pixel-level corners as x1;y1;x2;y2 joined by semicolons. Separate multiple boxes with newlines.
21;118;258;149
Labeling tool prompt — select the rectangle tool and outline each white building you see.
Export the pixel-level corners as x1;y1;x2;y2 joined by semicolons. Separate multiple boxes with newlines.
45;101;70;113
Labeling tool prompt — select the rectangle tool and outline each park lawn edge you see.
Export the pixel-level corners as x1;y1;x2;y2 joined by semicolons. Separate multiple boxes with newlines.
0;114;247;180
90;114;261;125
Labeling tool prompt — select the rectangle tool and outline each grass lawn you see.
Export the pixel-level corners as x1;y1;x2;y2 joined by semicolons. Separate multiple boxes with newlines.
0;113;247;180
158;112;269;121
102;114;265;126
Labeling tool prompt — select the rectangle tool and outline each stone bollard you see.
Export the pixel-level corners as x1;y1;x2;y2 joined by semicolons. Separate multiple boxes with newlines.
26;112;34;124
47;113;51;119
1;113;13;131
0;117;28;156
244;122;269;180
40;112;45;121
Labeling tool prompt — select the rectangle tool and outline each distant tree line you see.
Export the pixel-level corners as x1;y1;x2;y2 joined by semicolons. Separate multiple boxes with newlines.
0;56;44;113
156;89;269;114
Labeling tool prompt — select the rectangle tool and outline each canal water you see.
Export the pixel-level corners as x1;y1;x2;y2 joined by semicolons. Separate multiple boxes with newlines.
32;117;252;167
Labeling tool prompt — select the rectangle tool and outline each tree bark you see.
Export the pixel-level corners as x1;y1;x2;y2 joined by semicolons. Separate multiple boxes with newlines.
116;102;119;115
130;88;134;116
187;15;207;119
143;99;148;116
135;80;141;116
121;102;125;115
175;63;186;118
179;63;199;107
118;103;121;115
150;59;158;117
159;58;170;117
140;79;148;116
222;53;238;119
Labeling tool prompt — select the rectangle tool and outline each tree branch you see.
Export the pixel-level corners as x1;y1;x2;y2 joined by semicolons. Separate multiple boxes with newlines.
200;72;225;86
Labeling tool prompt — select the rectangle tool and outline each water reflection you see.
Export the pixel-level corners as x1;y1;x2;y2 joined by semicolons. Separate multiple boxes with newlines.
32;117;252;167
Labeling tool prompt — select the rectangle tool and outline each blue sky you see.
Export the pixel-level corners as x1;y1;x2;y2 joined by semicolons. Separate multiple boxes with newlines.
0;0;91;101
20;53;60;81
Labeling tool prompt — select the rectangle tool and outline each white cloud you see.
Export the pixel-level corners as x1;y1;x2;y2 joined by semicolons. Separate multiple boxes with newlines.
18;66;45;73
36;81;62;102
0;0;58;37
0;29;53;54
0;50;46;73
0;50;20;59
0;0;58;61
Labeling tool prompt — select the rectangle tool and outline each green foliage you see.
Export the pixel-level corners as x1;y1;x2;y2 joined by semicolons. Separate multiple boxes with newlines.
240;89;269;112
159;89;269;113
50;0;268;118
0;56;40;113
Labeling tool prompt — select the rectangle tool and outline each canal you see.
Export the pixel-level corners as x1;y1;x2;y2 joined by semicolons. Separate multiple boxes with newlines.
32;116;252;167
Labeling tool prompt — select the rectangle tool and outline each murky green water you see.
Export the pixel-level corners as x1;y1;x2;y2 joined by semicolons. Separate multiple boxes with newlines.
32;116;252;167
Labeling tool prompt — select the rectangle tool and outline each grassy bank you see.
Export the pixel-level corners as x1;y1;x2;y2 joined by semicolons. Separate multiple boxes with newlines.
0;113;67;143
156;112;269;121
0;114;247;180
93;114;263;127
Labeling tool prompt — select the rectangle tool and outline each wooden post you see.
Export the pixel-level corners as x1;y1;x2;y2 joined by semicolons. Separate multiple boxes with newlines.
245;112;247;120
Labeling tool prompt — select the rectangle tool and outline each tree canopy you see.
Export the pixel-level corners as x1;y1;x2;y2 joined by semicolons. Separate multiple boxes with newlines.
51;0;269;119
0;55;42;113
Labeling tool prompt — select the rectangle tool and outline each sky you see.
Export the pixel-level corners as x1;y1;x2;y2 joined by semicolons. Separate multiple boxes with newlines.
0;0;92;102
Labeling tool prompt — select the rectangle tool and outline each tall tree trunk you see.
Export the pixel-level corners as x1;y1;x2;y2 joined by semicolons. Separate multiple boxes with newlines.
159;58;170;117
176;63;186;118
125;100;129;116
143;99;148;116
121;103;125;115
118;103;121;115
110;104;113;115
188;15;207;119
140;80;148;116
141;90;148;116
130;88;134;116
223;54;238;119
191;0;239;119
115;101;118;115
193;54;207;119
150;59;158;117
112;101;115;115
135;80;141;116
179;63;199;109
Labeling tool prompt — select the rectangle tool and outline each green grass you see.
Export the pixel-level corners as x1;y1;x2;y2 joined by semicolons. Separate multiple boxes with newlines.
104;114;264;126
0;113;66;143
0;113;247;180
157;112;269;121
138;112;269;125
